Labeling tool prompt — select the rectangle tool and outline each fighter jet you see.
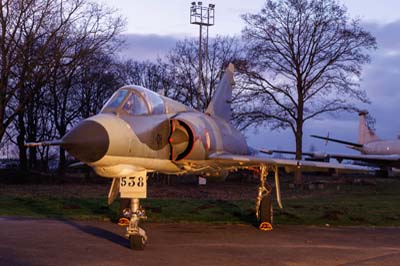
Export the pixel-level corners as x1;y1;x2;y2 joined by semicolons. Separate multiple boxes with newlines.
26;63;372;250
265;111;400;173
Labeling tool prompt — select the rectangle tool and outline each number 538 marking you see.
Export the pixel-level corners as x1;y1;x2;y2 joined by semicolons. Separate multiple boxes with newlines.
120;176;145;187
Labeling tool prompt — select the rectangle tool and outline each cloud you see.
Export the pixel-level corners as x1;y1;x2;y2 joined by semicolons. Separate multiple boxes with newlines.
118;34;182;61
366;20;400;51
357;21;400;138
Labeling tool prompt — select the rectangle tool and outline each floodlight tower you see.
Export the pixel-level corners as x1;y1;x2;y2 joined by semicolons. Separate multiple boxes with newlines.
190;2;215;110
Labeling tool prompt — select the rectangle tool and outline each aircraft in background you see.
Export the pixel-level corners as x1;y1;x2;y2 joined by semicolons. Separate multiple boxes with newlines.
264;111;400;173
26;64;372;250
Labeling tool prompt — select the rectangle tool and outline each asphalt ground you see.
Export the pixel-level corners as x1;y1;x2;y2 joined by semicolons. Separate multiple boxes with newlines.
1;217;400;266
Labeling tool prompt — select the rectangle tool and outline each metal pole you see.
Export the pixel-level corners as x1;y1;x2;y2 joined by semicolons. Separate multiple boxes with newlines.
198;24;202;111
205;23;209;102
190;2;214;112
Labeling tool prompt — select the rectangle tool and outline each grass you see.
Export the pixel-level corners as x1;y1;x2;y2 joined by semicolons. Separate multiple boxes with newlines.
1;179;400;226
0;197;118;221
277;193;400;226
0;197;255;224
275;180;400;226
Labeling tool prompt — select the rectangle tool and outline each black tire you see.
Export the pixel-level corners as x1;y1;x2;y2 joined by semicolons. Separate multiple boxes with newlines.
129;234;146;250
258;193;273;224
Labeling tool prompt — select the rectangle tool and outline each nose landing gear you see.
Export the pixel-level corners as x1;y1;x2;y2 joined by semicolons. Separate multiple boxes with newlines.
123;198;147;250
113;172;148;250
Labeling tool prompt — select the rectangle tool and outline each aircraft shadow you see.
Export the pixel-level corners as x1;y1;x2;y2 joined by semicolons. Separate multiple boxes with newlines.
208;200;258;227
63;220;130;249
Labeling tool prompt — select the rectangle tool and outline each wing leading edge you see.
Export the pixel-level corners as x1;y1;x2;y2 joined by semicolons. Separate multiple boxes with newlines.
209;153;376;172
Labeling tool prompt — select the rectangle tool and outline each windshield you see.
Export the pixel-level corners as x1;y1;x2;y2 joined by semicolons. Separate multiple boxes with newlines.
102;89;129;110
101;86;167;115
141;89;164;114
122;93;149;115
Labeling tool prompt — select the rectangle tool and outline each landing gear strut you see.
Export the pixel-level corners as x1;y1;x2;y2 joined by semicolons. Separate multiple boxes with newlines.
255;165;283;231
123;198;147;250
256;165;273;230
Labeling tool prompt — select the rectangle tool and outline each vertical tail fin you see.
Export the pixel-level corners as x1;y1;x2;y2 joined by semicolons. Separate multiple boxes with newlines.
358;110;380;144
205;63;235;121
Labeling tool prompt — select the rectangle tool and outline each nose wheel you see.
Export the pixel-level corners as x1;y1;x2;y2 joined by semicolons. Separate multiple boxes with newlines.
120;198;148;250
129;228;147;250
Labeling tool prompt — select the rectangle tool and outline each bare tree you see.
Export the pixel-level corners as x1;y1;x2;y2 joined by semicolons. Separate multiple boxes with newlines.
1;0;67;142
166;36;245;111
118;59;171;95
241;0;376;183
78;52;124;119
47;27;124;171
0;0;125;170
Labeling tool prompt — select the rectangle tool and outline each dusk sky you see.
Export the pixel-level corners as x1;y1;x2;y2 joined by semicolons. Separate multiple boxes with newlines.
98;0;400;155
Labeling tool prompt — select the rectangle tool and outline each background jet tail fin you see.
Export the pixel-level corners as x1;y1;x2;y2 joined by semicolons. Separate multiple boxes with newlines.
205;63;235;121
358;111;380;144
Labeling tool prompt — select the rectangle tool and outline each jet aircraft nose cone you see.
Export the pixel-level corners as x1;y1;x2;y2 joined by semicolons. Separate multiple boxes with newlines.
62;120;109;163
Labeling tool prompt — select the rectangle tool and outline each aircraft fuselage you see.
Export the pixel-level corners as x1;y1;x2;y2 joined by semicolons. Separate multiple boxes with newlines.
361;140;400;155
61;86;250;178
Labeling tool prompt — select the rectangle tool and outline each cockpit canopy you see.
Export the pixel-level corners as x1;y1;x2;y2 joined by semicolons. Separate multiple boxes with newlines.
101;85;190;115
